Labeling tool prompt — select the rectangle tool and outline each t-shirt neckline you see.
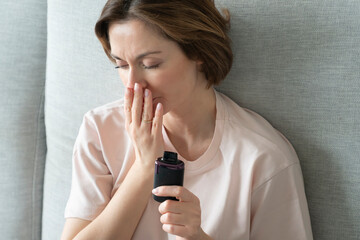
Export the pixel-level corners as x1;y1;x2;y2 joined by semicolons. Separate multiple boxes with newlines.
162;89;225;173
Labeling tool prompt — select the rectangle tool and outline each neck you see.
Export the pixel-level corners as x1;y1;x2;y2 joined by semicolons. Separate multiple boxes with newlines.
163;87;216;161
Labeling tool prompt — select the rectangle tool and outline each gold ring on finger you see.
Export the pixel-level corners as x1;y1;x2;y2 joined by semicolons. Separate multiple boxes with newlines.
142;119;153;124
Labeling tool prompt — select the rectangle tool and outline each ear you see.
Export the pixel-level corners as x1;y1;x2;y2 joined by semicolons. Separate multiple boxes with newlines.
195;59;204;72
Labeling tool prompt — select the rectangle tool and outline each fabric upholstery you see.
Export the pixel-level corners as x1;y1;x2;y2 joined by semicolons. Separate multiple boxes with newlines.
0;0;47;239
42;1;120;239
216;0;360;239
0;0;359;239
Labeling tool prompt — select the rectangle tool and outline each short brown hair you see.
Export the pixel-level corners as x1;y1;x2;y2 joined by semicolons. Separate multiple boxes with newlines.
95;0;233;87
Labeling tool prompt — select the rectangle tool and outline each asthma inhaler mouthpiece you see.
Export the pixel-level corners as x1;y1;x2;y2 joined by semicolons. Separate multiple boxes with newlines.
162;151;178;163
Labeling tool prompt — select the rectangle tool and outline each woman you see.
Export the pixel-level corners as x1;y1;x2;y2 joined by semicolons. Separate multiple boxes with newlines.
62;0;313;239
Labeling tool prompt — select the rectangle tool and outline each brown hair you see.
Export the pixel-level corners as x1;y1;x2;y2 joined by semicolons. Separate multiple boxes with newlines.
95;0;233;87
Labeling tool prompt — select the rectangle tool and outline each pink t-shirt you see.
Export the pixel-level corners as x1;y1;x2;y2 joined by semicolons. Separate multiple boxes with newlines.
65;90;313;240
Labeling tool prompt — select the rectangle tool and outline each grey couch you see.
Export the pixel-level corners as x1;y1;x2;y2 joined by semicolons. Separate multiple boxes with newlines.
1;0;359;239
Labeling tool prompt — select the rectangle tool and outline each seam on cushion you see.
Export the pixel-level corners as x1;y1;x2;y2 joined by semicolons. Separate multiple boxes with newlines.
32;85;46;240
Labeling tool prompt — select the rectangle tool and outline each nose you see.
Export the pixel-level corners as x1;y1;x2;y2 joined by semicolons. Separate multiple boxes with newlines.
125;67;146;89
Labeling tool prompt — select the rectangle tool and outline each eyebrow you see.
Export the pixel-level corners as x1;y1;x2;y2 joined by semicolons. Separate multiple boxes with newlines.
110;51;162;61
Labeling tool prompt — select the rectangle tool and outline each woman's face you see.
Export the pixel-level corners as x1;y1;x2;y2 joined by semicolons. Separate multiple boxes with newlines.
108;19;207;115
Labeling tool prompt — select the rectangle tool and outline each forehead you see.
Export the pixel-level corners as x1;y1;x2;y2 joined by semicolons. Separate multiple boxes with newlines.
108;19;172;58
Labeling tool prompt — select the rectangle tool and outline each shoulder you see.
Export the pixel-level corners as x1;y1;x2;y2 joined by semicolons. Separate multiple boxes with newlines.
216;91;299;189
76;98;128;149
81;98;126;132
217;91;285;143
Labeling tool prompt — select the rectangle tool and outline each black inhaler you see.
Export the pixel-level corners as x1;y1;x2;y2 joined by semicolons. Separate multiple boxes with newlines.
153;151;185;202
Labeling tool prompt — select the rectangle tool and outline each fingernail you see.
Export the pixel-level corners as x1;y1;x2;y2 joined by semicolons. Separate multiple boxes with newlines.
144;89;149;97
152;188;158;194
134;83;139;91
156;103;162;111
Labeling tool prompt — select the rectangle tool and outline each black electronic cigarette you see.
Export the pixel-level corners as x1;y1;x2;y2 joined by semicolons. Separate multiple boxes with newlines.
153;151;185;202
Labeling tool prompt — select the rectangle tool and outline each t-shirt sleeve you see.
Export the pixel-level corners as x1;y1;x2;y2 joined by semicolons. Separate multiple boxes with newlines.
250;163;313;240
64;113;113;220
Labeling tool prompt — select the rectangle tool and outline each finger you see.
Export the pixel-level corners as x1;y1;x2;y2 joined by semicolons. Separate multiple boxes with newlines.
151;103;163;136
132;83;143;126
141;89;153;127
162;224;188;238
153;186;198;203
160;212;184;226
124;87;133;127
158;199;182;215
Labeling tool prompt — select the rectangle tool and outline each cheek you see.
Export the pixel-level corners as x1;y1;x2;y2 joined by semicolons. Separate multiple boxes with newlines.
146;70;176;88
151;72;182;94
164;61;196;82
164;62;198;89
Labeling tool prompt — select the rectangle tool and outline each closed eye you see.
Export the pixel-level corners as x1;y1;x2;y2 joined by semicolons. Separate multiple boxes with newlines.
143;63;160;69
114;61;161;70
115;64;129;69
114;59;129;69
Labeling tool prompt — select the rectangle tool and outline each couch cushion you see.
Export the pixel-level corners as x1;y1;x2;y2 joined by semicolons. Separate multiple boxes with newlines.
0;1;47;239
43;0;120;239
216;0;360;239
44;0;360;239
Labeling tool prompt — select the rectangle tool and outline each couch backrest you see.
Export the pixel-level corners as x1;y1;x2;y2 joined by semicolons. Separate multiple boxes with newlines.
42;1;120;240
0;1;47;239
215;1;360;239
1;0;359;239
